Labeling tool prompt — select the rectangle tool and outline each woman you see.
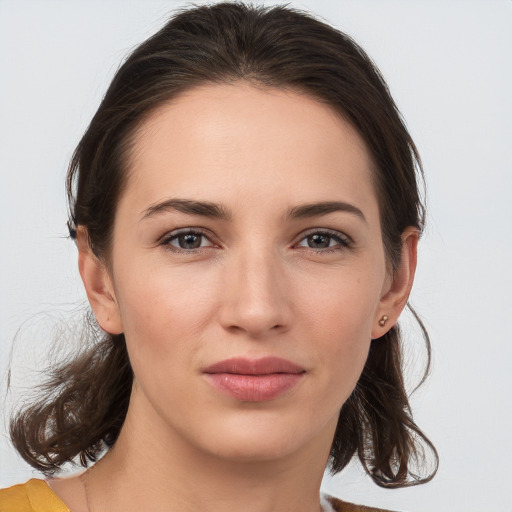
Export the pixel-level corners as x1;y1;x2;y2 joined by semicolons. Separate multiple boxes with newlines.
1;3;437;511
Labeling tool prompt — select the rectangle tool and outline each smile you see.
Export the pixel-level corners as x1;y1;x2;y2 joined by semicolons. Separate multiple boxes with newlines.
202;357;306;402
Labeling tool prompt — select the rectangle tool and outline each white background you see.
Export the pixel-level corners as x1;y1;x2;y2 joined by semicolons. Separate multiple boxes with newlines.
1;1;511;511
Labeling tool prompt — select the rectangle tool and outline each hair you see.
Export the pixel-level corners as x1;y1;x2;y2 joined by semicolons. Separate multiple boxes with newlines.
10;2;438;487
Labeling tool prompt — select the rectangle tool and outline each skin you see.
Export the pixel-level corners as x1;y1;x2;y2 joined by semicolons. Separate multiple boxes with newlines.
49;82;418;512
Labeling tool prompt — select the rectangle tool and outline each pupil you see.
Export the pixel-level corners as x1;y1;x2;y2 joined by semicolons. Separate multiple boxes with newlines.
308;234;330;248
180;234;201;249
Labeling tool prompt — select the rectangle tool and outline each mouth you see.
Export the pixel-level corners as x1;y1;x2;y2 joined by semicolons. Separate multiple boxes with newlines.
202;357;306;402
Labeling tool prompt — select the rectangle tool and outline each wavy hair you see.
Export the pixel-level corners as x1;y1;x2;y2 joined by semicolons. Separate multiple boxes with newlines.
10;2;438;487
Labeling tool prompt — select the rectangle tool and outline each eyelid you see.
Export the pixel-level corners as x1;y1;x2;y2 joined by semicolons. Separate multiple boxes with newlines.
158;227;218;251
294;228;353;250
157;226;353;253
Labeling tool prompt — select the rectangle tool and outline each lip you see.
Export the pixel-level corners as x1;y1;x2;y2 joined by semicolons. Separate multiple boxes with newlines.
202;357;305;402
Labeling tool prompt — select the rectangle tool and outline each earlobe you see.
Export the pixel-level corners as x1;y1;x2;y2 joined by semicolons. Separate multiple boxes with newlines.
371;227;419;339
76;227;123;335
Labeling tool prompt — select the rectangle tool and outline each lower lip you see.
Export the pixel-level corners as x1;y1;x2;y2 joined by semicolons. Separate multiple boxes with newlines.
204;373;304;401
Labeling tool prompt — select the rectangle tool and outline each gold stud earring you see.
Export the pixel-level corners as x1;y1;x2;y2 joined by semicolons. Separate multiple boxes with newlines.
378;315;389;327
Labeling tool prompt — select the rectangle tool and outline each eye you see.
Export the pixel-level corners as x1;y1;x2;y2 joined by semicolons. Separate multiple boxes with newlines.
161;229;214;251
296;230;351;252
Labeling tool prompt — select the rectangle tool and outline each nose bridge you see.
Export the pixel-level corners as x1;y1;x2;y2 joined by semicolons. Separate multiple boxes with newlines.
219;239;290;337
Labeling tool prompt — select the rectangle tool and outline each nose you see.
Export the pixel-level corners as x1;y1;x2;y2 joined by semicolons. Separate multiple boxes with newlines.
217;248;292;339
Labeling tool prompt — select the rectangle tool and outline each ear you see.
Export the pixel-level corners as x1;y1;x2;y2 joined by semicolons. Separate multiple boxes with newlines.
371;227;419;339
76;227;123;335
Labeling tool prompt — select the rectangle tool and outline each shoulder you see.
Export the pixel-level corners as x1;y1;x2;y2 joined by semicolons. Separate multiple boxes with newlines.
322;494;403;512
1;482;401;512
0;479;69;512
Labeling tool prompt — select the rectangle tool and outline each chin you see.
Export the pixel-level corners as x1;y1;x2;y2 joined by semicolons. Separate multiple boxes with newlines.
190;409;336;464
207;434;304;463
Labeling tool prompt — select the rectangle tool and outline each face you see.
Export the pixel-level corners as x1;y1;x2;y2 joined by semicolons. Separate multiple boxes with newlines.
81;82;412;465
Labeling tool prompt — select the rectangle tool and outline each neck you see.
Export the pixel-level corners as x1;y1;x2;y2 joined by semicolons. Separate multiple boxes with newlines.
83;388;335;512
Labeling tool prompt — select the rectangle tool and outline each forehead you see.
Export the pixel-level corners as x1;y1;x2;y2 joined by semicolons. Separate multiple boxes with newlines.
122;82;377;218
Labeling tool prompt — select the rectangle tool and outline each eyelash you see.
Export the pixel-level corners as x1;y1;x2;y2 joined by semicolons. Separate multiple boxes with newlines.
296;228;352;253
159;228;353;254
159;229;217;253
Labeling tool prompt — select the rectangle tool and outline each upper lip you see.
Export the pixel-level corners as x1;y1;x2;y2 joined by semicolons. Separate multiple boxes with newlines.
202;357;305;375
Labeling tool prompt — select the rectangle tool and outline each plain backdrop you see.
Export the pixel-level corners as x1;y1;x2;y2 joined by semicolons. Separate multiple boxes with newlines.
1;1;511;511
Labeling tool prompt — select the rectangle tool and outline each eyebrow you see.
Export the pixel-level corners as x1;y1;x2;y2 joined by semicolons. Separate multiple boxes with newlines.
287;201;367;223
142;198;231;221
141;198;365;223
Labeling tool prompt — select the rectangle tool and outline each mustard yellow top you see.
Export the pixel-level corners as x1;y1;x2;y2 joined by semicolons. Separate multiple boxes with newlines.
0;479;396;512
0;479;69;512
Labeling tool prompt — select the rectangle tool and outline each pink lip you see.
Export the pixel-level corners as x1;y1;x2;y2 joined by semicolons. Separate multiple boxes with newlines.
202;357;305;402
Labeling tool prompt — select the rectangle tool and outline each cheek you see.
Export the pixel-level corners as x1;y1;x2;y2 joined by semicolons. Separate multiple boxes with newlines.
300;267;382;341
113;262;219;366
297;266;382;392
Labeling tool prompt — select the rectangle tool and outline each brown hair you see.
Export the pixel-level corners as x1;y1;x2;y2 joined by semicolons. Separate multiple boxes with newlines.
10;2;438;487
